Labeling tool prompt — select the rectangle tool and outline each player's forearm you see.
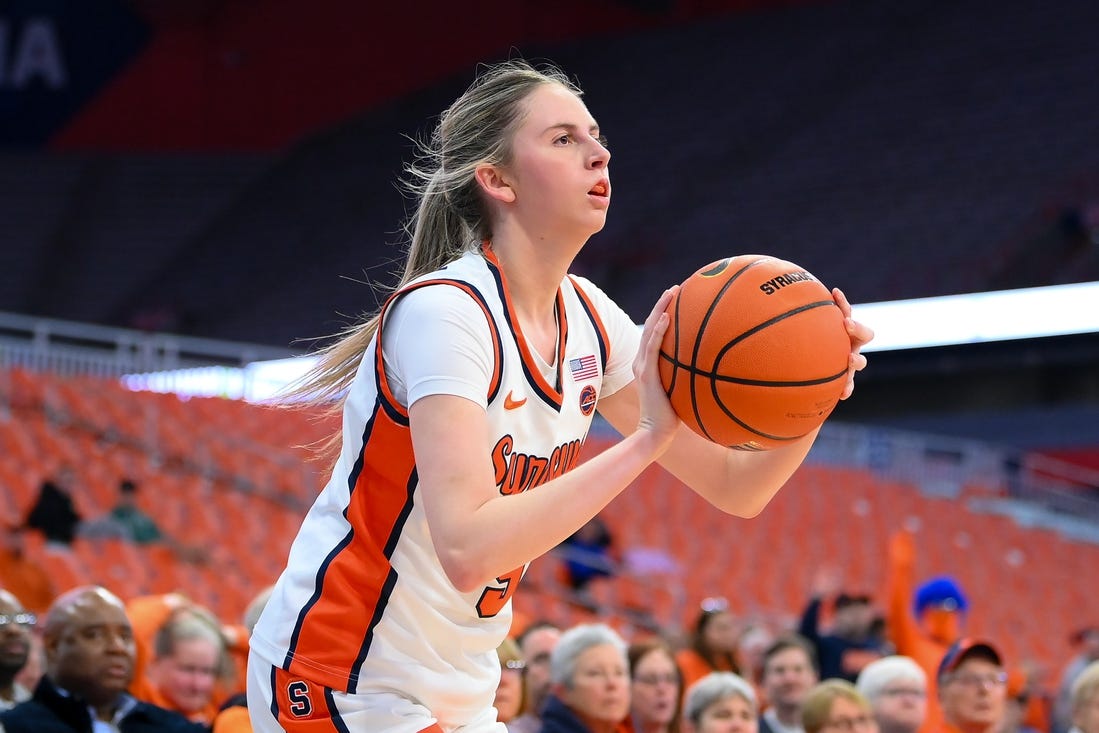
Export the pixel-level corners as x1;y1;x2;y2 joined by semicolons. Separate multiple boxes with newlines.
661;425;818;517
433;427;668;592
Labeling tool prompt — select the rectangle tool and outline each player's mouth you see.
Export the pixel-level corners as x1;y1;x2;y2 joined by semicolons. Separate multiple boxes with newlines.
588;179;610;203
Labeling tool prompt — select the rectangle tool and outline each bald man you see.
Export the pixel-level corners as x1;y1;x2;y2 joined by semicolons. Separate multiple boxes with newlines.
0;589;33;710
0;585;204;732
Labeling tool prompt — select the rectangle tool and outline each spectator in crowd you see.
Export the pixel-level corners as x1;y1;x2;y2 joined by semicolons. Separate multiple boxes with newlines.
800;568;888;682
1068;661;1099;733
999;669;1042;733
210;584;274;733
81;479;208;563
559;516;619;594
627;639;682;733
0;585;205;732
682;671;758;733
887;530;969;733
736;623;777;703
759;634;819;733
510;620;562;733
0;589;33;710
540;623;631;733
496;637;525;725
141;611;228;724
936;639;1008;733
24;469;81;548
0;525;56;614
856;656;929;733
1056;629;1099;733
678;599;742;692
802;680;878;733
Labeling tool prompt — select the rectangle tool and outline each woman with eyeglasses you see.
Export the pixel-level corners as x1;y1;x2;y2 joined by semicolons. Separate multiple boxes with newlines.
682;672;758;733
496;638;526;725
855;656;927;733
677;601;742;692
627;641;682;733
802;680;879;733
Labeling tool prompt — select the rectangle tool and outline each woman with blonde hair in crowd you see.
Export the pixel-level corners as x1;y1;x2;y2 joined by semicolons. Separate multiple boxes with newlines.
682;671;758;733
1069;661;1099;733
628;640;683;733
495;638;525;725
802;680;878;733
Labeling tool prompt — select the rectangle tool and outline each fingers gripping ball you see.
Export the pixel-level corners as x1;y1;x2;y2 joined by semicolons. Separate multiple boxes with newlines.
658;255;850;451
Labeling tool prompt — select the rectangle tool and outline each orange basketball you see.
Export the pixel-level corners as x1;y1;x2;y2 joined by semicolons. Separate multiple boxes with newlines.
658;255;850;451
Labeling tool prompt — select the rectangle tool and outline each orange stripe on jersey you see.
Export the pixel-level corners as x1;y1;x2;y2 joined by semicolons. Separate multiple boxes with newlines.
270;666;351;732
481;243;565;411
568;275;611;371
375;278;505;410
283;403;417;693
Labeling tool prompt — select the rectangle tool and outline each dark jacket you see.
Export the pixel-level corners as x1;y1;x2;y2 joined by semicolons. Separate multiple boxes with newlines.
0;676;207;733
539;695;596;733
798;597;888;682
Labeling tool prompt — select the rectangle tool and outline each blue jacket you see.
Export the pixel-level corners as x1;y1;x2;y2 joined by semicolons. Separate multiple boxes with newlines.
539;695;596;733
0;677;207;733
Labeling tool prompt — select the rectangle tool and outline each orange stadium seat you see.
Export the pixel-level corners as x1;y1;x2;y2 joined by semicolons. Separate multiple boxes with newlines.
2;367;1096;684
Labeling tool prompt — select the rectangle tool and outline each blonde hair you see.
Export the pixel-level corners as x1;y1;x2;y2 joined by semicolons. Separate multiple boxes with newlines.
803;680;873;733
285;60;579;453
1073;661;1099;713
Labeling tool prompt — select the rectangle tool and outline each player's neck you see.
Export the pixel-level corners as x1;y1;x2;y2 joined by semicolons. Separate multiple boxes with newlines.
488;230;578;320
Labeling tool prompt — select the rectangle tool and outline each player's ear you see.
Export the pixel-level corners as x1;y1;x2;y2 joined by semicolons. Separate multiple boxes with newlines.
474;163;516;204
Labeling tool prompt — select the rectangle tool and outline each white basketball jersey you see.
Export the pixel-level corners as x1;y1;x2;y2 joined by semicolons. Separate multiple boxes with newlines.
250;246;639;728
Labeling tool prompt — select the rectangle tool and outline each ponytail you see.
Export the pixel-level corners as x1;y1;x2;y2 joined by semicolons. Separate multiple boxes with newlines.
279;60;579;459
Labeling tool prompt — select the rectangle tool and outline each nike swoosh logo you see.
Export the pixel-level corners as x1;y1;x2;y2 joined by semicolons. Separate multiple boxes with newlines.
503;391;527;410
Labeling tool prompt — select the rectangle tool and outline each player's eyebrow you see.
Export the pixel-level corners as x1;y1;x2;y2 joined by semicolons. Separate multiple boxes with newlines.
542;122;601;136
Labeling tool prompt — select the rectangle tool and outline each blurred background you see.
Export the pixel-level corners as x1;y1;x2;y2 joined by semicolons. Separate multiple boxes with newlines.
1;0;1098;725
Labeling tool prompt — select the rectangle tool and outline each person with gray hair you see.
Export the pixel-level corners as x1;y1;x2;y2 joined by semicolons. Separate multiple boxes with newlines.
856;656;928;733
682;671;758;733
540;623;630;733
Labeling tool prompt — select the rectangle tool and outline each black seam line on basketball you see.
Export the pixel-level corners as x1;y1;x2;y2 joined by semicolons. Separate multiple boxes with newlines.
711;386;808;443
666;286;683;398
658;364;849;388
690;258;770;442
718;300;838;356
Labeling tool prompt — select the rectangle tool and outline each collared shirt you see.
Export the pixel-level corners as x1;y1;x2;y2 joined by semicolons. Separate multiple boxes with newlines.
54;684;139;733
0;684;31;711
764;708;806;733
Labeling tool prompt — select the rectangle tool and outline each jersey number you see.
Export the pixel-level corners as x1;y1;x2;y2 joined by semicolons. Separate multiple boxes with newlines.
476;567;523;618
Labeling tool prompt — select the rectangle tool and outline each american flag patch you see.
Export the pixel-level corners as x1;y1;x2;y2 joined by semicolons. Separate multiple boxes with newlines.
569;354;599;380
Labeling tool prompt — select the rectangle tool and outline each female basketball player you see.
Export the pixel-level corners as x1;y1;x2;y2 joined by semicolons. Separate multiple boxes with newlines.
247;60;873;733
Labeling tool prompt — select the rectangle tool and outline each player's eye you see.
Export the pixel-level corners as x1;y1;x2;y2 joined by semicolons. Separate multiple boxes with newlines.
596;133;609;148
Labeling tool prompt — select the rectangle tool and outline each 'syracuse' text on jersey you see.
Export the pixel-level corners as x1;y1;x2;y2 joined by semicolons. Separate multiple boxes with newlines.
250;246;640;727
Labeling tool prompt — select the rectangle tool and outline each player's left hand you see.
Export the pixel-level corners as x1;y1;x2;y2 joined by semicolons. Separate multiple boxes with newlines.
832;288;873;400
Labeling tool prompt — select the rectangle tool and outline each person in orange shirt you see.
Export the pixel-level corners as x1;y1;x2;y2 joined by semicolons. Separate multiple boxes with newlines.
936;639;1007;733
0;526;56;615
678;599;742;693
886;530;970;733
